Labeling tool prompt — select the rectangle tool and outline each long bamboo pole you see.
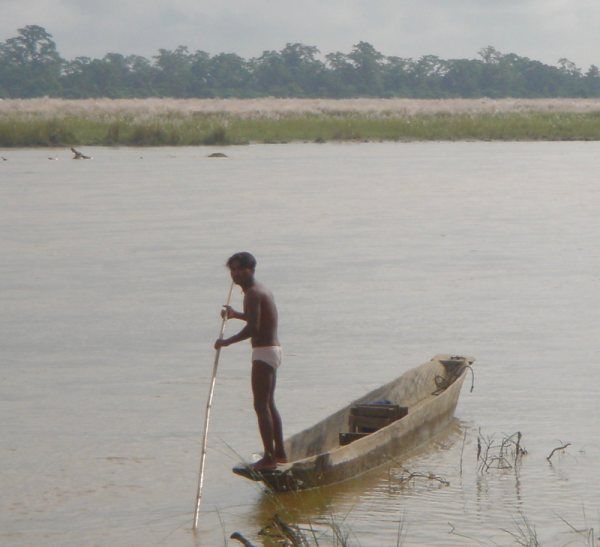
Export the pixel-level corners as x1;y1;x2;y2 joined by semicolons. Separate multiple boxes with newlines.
193;281;235;530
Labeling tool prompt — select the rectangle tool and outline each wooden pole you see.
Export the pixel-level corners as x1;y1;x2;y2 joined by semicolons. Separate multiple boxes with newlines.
193;281;235;530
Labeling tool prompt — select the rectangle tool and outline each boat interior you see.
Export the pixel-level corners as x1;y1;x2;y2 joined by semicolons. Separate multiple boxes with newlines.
284;356;469;462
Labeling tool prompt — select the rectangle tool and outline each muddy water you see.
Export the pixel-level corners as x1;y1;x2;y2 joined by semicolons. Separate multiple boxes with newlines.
1;142;599;545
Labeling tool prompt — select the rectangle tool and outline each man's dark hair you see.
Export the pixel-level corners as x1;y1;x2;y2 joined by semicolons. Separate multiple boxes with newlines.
226;251;257;271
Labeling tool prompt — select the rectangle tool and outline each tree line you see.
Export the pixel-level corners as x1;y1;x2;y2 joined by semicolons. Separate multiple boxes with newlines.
1;25;599;99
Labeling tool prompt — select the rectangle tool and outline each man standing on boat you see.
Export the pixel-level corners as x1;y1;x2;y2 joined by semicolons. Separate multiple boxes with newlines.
214;252;287;470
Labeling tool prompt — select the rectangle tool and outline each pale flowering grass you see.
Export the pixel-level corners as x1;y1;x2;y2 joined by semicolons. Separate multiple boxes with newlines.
2;98;600;120
1;98;600;145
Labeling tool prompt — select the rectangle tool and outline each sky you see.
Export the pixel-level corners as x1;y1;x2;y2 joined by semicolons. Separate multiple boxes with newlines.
2;0;600;69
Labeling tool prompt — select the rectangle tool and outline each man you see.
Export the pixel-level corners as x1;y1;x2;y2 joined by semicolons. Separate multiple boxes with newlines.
214;252;287;470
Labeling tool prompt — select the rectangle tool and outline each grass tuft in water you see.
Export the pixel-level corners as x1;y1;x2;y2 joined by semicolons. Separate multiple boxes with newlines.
502;511;540;547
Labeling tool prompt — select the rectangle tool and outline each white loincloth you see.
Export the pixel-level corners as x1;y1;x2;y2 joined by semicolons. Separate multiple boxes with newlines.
251;346;283;370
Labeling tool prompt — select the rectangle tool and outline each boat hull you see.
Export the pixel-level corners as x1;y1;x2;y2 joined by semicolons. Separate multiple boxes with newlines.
233;355;472;491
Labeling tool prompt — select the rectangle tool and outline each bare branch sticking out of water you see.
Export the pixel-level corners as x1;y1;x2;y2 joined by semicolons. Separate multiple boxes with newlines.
230;531;256;546
392;466;450;487
477;431;527;474
460;429;468;477
546;442;571;462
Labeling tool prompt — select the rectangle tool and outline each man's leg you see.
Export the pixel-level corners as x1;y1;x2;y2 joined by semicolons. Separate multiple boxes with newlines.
269;372;287;463
251;361;276;469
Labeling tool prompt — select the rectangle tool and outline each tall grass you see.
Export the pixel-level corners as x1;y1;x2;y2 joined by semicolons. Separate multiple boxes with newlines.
3;98;600;117
1;99;600;146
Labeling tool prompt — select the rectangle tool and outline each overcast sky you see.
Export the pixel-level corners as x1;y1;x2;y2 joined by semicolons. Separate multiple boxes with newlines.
2;0;600;69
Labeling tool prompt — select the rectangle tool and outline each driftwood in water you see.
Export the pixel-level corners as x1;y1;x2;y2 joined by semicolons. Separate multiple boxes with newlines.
230;532;255;546
71;147;92;159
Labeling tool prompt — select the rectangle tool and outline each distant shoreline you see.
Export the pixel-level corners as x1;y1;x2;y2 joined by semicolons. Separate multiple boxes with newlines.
2;98;600;146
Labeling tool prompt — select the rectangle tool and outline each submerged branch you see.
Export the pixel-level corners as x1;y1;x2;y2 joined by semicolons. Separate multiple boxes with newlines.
546;442;571;462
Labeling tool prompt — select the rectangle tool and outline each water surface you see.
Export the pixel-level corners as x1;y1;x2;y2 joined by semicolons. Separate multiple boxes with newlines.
1;142;599;545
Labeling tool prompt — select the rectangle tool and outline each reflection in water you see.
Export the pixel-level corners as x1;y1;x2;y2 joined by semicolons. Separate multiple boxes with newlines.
547;459;570;482
248;420;465;541
514;473;523;509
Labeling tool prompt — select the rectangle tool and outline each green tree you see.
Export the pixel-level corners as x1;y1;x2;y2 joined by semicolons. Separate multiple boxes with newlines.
0;25;63;96
348;41;384;95
442;59;484;97
382;56;413;96
124;55;156;96
478;46;503;65
1;25;599;99
280;43;327;96
522;60;561;96
61;56;98;97
409;55;447;97
153;46;193;97
325;51;356;96
207;53;252;97
189;51;211;97
252;49;300;96
584;65;600;96
62;53;155;98
479;49;523;97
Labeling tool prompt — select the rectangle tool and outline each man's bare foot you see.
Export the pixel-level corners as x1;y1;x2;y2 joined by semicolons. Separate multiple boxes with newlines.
274;449;288;463
250;456;277;471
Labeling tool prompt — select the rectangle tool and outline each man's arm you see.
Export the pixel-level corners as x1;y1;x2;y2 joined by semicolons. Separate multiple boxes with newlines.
214;291;260;349
221;305;247;321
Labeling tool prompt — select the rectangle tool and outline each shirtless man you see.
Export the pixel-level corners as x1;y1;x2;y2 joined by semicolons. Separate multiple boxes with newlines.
214;252;287;470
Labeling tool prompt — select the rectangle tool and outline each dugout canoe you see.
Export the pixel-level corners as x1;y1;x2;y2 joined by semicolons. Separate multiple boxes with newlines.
233;354;474;491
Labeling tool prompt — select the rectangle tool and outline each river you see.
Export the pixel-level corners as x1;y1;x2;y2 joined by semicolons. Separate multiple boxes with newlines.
1;142;599;545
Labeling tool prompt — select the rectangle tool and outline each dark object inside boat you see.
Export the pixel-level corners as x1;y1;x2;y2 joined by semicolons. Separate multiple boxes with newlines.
339;401;408;446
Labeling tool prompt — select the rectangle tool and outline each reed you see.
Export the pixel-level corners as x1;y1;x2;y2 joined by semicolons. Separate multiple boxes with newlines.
2;100;600;146
3;98;600;117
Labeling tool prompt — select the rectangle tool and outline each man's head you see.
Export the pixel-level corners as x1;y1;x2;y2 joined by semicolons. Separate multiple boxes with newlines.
226;251;256;286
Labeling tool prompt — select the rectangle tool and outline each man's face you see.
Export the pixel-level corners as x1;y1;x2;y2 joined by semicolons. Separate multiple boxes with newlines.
228;260;252;285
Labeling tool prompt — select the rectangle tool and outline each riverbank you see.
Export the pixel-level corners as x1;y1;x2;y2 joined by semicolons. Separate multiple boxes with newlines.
2;98;600;146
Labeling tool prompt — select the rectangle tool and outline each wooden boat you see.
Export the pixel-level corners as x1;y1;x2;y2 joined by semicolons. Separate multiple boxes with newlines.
233;354;474;491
